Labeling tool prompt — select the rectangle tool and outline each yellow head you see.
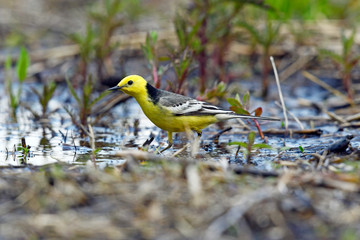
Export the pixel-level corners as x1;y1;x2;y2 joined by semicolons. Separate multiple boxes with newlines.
109;75;148;98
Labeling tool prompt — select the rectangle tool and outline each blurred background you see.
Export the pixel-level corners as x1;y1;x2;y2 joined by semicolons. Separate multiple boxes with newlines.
1;0;360;98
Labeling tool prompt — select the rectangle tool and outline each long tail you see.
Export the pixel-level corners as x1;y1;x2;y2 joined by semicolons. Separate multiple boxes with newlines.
215;113;280;121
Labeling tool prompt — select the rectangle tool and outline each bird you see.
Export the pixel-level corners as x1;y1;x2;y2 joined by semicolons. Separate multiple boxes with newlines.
109;75;279;152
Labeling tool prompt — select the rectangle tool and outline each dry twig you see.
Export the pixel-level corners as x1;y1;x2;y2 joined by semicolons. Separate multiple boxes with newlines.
280;54;315;82
275;101;304;130
302;71;351;104
271;56;288;130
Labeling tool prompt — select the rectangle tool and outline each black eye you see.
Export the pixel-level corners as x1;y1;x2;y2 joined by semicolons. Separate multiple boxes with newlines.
128;80;133;85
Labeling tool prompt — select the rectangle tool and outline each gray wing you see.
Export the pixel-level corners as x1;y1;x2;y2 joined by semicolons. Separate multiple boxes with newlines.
158;91;233;116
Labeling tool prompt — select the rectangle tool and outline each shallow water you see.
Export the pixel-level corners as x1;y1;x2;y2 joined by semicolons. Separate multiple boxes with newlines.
0;80;358;168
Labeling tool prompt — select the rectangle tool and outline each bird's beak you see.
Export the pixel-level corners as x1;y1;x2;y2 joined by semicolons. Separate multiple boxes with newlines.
108;85;123;91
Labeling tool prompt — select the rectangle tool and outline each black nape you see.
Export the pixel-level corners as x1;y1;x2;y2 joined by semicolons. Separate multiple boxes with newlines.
146;83;161;104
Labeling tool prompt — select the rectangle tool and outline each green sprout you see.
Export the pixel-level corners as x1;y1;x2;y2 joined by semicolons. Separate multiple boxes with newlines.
24;81;58;120
227;92;266;139
17;137;30;165
319;30;360;101
229;131;272;163
165;14;196;93
172;0;269;94
238;15;281;98
203;82;228;104
88;0;143;82
64;76;109;136
299;145;304;153
4;46;30;122
69;23;96;84
142;31;163;88
170;48;192;94
69;0;144;84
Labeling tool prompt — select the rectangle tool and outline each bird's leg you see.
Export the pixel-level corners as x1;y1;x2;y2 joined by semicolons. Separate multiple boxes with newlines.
196;131;202;144
191;131;202;156
160;131;173;153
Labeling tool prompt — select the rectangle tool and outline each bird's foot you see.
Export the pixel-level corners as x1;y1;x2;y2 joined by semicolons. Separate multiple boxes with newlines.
159;143;173;154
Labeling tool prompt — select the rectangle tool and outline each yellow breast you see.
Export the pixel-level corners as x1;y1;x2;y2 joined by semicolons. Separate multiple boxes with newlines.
136;96;217;133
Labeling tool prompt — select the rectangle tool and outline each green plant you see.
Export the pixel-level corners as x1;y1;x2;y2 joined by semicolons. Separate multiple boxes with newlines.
79;124;101;168
69;0;143;84
169;48;193;94
173;0;268;94
164;13;197;93
173;0;207;93
229;131;272;163
197;81;228;105
64;76;109;135
227;92;266;139
4;47;30;122
268;0;360;21
238;14;281;98
88;0;143;82
167;8;199;93
18;137;30;164
299;145;304;153
319;30;360;101
207;0;251;83
69;23;96;84
23;81;58;120
142;31;163;88
4;31;27;48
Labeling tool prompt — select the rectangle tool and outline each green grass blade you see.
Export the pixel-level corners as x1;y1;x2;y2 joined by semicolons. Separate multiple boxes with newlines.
227;98;242;107
90;90;110;108
319;49;343;64
228;142;248;148
65;76;81;105
16;46;30;82
5;56;12;71
252;143;273;150
248;132;255;146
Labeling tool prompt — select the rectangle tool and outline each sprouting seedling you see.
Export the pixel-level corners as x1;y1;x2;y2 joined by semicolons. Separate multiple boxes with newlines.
227;92;266;139
319;30;360;101
238;15;281;98
4;46;30;122
88;0;143;82
204;82;227;102
17;137;30;165
17;47;30;82
88;124;100;168
174;4;207;94
142;31;162;88
68;0;144;84
170;0;246;94
24;81;57;120
165;15;195;93
196;81;228;105
69;23;96;84
299;145;304;153
171;1;224;94
64;75;109;136
175;0;271;94
207;0;263;84
229;131;272;163
171;48;192;94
